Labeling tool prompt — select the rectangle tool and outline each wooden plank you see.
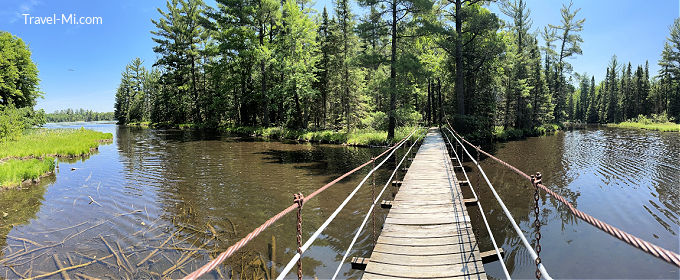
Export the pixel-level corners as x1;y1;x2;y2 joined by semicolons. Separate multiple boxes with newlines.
372;243;481;256
365;262;485;278
381;200;393;208
368;250;482;266
362;271;486;280
463;198;478;206
377;235;477;246
351;256;370;270
384;216;470;226
480;248;505;264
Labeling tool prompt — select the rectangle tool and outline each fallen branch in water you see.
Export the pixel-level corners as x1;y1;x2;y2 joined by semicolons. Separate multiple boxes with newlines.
136;227;183;266
88;196;102;207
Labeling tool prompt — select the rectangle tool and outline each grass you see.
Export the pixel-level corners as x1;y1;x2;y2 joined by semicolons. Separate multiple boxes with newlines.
224;126;424;146
0;158;55;188
609;121;680;132
0;127;112;188
0;127;113;159
493;124;560;141
607;115;680;132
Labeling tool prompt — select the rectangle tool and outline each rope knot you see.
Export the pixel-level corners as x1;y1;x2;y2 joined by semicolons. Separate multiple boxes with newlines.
535;172;542;185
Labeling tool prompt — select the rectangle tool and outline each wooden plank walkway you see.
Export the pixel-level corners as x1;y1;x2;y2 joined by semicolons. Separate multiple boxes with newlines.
362;128;486;280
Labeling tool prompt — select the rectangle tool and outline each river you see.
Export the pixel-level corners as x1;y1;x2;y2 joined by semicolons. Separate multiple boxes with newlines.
0;123;678;279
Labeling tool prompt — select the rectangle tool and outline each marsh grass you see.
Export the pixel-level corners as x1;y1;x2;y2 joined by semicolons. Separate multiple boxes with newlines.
608;115;680;132
224;126;423;146
0;127;113;159
0;158;55;188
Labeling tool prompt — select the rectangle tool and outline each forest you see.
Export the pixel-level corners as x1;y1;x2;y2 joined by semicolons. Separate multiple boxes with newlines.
45;109;115;123
88;0;680;139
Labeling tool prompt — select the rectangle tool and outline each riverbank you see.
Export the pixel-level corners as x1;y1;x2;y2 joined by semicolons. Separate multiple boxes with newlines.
127;122;423;146
223;126;423;146
0;128;113;188
493;124;561;141
607;121;680;132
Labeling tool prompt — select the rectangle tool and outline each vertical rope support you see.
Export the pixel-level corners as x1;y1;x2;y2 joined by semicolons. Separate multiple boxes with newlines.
531;173;543;279
293;193;304;280
371;158;376;245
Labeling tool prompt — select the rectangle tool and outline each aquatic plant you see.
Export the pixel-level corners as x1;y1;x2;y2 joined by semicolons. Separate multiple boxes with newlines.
0;158;55;188
0;127;113;159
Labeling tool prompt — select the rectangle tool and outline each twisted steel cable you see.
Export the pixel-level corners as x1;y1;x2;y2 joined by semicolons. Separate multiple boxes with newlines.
448;125;680;268
183;128;419;280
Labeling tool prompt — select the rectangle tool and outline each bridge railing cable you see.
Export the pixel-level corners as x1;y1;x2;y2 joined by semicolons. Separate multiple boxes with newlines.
441;123;553;280
444;120;680;269
330;129;427;280
276;128;421;279
440;131;511;279
183;127;420;280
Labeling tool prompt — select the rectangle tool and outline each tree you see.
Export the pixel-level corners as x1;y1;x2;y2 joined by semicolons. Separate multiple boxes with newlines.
358;0;432;138
658;19;680;121
0;31;41;108
605;55;619;123
546;1;585;122
276;0;319;128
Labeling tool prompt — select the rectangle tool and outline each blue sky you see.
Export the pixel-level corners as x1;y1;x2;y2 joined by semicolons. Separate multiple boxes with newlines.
0;0;677;112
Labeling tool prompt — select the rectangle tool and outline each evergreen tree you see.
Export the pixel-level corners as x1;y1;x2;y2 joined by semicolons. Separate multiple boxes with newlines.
546;1;585;122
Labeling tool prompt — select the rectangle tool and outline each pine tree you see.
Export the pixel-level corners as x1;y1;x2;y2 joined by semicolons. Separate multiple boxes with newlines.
357;0;432;138
547;1;585;122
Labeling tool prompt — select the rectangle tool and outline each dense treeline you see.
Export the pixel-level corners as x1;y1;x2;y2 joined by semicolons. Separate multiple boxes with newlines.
114;0;680;139
565;19;680;124
46;109;115;123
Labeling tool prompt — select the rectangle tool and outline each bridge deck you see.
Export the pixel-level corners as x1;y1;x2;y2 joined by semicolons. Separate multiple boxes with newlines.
362;128;486;280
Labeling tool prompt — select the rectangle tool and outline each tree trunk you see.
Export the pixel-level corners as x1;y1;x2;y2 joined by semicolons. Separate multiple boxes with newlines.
388;0;397;139
454;0;465;115
261;22;269;126
427;79;431;125
438;78;442;125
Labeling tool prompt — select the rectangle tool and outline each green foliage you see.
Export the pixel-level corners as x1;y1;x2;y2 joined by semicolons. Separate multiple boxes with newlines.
0;105;45;141
114;58;158;124
609;114;680;132
46;108;115;123
0;158;55;188
0;31;41;108
223;125;422;145
0;128;112;159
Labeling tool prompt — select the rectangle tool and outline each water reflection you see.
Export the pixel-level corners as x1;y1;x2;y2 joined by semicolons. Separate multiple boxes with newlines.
466;127;679;279
0;124;677;279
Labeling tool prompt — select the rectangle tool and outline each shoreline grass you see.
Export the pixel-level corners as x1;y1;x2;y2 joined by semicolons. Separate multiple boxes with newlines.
607;121;680;132
493;124;561;141
0;127;113;159
223;126;422;146
0;158;55;188
606;115;679;132
0;127;112;188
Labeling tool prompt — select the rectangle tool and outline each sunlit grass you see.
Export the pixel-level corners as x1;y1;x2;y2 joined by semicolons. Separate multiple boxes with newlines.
224;126;423;145
0;158;55;188
0;127;113;159
608;114;680;132
609;121;680;132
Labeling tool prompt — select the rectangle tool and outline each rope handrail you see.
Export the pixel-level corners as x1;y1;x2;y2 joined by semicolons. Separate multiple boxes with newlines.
442;125;552;279
445;121;680;268
183;127;420;280
331;130;427;280
276;128;420;279
440;130;511;279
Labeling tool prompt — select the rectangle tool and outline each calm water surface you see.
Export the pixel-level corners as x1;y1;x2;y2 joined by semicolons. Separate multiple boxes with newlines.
0;123;678;279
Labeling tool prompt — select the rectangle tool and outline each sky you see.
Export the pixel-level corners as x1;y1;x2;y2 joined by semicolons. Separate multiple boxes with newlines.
0;0;677;113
